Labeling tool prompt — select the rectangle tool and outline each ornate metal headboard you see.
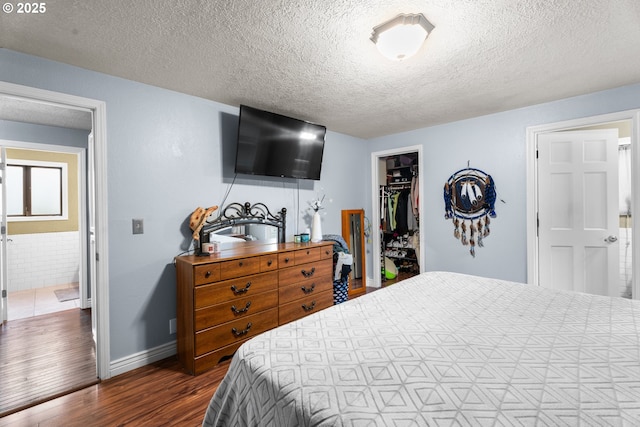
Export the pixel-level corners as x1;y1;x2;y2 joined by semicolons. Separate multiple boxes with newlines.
199;202;287;245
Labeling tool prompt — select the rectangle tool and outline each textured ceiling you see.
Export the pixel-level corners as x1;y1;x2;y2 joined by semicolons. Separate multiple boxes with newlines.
0;97;92;130
1;0;639;139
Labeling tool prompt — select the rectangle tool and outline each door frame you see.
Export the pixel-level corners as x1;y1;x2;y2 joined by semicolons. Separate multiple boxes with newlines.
0;141;88;308
0;81;111;379
526;109;640;299
1;148;6;323
370;145;425;288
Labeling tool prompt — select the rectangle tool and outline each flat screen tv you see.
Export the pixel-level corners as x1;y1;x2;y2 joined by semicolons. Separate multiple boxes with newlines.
234;105;326;180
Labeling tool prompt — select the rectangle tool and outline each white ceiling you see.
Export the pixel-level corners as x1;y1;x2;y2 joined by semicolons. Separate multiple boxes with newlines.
1;0;639;139
0;97;92;130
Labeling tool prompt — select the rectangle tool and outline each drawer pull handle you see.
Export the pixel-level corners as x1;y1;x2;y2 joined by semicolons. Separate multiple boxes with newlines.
238;261;243;267
231;301;251;315
301;283;315;294
301;267;316;278
267;259;273;266
306;250;310;255
205;271;212;278
284;257;290;263
231;282;251;295
231;322;252;337
302;301;316;312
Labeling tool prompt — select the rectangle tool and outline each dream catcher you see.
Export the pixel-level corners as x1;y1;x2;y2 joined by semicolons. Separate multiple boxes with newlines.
443;167;497;257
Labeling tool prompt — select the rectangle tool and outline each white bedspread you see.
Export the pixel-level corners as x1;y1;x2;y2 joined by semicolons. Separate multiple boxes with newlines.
203;271;640;426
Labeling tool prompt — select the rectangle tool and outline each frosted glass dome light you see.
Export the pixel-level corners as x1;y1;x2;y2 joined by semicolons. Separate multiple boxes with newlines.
371;13;434;61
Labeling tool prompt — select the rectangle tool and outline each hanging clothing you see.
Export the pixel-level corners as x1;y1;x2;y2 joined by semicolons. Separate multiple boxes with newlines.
382;187;419;234
394;189;410;234
407;196;418;231
390;192;400;231
411;175;419;218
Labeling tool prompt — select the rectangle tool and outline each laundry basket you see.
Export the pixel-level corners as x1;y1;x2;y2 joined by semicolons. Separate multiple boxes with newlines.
333;275;349;305
322;234;353;305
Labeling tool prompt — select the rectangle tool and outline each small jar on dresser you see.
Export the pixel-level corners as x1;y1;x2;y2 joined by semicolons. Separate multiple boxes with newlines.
175;241;334;375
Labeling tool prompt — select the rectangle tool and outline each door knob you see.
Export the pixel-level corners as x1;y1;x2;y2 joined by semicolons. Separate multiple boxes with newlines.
605;235;618;243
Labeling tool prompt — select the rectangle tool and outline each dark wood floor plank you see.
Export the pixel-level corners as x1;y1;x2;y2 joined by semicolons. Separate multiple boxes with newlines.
0;290;382;425
0;357;230;426
0;308;98;417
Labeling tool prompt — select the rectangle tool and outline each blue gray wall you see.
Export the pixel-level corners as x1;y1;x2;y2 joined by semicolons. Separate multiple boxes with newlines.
0;49;368;363
0;119;89;146
368;83;640;283
3;46;640;368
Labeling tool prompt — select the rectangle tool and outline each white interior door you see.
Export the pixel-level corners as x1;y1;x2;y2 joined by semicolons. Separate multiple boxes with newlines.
1;147;7;323
537;129;619;296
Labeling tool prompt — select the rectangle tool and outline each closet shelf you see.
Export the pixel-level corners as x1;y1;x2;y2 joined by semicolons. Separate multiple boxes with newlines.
384;255;418;261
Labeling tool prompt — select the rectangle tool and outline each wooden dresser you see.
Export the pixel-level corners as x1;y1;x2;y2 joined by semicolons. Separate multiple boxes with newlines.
175;241;334;375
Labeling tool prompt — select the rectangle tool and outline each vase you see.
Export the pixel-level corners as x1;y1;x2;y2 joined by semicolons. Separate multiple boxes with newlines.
311;211;322;242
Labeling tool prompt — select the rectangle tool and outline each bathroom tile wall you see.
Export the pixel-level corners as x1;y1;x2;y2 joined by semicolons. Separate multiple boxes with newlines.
7;231;80;291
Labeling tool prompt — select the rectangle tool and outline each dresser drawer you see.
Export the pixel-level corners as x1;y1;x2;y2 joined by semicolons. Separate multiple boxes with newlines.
220;257;261;280
194;263;221;286
278;251;295;268
195;308;278;356
279;259;333;288
176;242;336;375
195;290;278;330
259;254;278;272
194;341;246;375
294;247;321;265
278;290;333;325
195;271;278;308
278;279;333;305
319;245;333;260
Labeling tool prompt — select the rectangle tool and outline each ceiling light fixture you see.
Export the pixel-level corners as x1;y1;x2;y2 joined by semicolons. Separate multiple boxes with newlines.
370;13;434;61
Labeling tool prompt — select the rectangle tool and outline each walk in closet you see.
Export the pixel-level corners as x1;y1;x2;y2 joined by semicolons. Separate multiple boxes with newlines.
378;152;420;284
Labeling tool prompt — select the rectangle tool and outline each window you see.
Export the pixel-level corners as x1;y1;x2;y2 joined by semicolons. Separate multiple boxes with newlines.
6;159;68;221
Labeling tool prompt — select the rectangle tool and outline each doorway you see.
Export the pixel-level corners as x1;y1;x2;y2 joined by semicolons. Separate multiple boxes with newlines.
3;144;88;321
0;82;110;395
0;125;97;416
527;111;640;299
370;145;425;287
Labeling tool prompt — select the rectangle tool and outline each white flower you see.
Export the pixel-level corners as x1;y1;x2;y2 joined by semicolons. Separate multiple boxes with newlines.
309;195;325;212
308;188;327;212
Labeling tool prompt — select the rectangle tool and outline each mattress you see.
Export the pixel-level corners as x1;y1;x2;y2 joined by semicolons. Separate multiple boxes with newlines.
203;271;640;426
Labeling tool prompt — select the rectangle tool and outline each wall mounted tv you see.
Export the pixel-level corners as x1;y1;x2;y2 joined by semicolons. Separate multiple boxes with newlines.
234;105;326;180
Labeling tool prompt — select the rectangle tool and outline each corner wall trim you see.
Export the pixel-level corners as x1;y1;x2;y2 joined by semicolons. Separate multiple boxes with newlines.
109;341;177;378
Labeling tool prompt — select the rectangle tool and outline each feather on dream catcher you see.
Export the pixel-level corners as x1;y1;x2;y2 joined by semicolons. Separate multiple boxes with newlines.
443;167;497;257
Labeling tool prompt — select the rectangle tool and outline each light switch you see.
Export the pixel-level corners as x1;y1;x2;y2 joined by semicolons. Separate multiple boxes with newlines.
132;218;144;234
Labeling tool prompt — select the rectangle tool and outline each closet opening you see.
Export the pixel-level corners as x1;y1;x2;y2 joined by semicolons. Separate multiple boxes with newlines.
377;151;420;285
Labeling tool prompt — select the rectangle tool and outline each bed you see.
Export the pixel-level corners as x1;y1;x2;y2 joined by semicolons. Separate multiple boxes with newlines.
202;271;640;426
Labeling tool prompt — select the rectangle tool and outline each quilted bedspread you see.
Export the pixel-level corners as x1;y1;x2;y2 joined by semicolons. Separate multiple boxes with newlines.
203;271;640;426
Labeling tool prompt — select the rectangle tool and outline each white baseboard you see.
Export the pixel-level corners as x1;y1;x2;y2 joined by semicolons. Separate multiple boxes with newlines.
109;340;177;377
366;275;380;288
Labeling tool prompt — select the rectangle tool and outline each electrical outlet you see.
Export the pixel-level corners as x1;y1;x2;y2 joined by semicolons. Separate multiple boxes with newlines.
132;218;144;234
169;318;177;334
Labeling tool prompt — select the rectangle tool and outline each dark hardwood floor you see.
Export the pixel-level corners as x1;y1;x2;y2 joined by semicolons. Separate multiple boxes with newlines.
0;308;98;418
0;289;377;426
0;357;231;426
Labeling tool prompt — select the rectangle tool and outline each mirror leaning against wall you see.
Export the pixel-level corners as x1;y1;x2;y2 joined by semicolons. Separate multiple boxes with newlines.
341;209;366;298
